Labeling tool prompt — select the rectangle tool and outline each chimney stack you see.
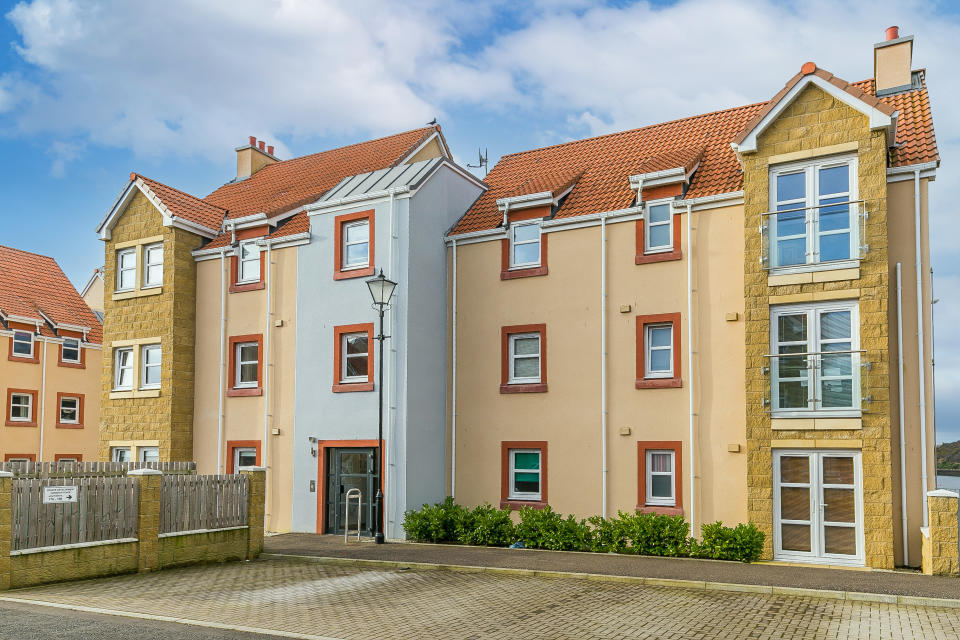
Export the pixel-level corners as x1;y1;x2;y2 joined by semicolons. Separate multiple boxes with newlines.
235;136;279;180
874;26;914;96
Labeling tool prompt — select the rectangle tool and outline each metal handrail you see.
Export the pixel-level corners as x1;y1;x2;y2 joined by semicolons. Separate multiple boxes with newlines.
344;488;362;543
760;199;865;217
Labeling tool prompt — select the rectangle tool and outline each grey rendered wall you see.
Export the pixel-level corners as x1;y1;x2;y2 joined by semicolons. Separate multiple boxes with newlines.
398;166;484;531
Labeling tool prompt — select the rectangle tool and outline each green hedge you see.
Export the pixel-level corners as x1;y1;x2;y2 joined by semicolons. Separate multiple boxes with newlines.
402;499;764;563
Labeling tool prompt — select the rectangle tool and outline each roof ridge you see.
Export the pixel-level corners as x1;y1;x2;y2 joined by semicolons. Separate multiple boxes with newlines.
254;125;437;171
0;245;59;262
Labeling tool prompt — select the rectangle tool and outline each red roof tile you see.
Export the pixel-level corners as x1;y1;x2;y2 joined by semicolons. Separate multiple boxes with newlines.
133;173;226;232
0;246;102;343
205;127;440;220
451;71;938;235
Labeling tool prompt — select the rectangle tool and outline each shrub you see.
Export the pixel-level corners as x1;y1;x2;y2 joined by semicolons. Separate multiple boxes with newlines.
619;511;691;557
694;521;765;563
403;497;470;543
587;514;629;553
515;506;591;551
459;503;514;546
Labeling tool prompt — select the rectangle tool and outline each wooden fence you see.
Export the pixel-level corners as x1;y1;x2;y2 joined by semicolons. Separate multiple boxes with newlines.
159;474;249;535
0;461;196;478
11;477;139;552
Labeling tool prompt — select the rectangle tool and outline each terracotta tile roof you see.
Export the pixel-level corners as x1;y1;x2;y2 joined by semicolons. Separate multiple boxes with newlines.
268;212;310;239
451;69;938;235
133;173;227;232
634;147;704;176
0;246;102;343
506;168;585;199
205;126;440;220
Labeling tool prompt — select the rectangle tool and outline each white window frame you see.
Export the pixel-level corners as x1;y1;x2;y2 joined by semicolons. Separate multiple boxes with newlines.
116;248;136;292
508;448;542;501
59;395;80;424
9;392;32;423
770;301;860;418
11;330;33;358
340;332;370;383
61;337;81;363
6;457;31;464
769;156;858;273
237;241;261;284
643;200;674;254
113;347;134;391
509;221;541;269
138;446;160;463
644;323;674;379
140;344;161;390
111;447;131;463
56;457;79;465
341;220;370;270
233;447;258;473
645;450;676;506
508;332;541;384
142;242;163;288
235;341;259;388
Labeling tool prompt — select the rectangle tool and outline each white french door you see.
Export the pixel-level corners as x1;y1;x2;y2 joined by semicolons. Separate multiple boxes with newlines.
773;450;863;566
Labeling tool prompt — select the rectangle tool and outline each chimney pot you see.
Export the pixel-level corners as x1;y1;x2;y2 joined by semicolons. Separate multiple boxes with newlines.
267;145;274;155
249;136;257;146
885;25;900;41
258;141;266;151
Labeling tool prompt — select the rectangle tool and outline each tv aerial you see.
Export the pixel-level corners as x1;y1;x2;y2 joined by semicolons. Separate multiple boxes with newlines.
467;147;489;177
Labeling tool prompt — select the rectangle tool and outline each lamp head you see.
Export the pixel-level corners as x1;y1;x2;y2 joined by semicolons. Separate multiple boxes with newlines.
366;269;397;307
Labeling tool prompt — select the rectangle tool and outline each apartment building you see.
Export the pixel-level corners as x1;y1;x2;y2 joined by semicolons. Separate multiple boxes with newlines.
96;126;485;534
446;29;937;569
0;246;102;463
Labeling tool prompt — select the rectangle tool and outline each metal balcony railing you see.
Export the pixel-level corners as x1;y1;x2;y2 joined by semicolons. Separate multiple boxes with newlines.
762;350;872;415
759;200;868;270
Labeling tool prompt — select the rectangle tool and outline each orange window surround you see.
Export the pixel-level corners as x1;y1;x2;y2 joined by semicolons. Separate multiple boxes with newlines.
333;210;375;280
55;392;85;428
226;440;261;474
635;313;682;389
500;441;548;510
500;324;547;394
54;453;84;462
501;209;549;280
635;213;682;264
57;333;86;369
332;323;374;392
5;388;38;427
7;322;39;364
4;453;36;462
227;334;264;397
229;227;269;293
637;441;683;516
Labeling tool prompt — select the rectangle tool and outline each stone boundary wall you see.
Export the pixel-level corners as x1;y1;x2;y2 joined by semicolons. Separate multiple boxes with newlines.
921;489;959;576
0;467;265;590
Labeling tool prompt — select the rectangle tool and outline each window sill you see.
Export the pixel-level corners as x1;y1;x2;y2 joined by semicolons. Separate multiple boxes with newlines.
501;265;547;280
332;382;374;393
230;281;265;293
57;360;85;369
636;505;683;516
112;287;162;301
4;419;37;428
500;383;548;394
7;353;39;364
771;417;862;430
334;266;375;281
635;377;681;389
768;265;860;286
55;422;84;429
635;249;681;265
500;499;547;511
109;389;161;399
227;387;263;397
771;410;861;420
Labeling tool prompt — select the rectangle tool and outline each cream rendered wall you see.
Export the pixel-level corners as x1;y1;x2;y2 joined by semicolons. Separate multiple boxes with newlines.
81;275;104;314
0;338;100;462
193;246;298;533
452;203;747;527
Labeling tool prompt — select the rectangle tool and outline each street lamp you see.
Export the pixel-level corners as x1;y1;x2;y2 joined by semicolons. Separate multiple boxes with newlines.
366;269;397;544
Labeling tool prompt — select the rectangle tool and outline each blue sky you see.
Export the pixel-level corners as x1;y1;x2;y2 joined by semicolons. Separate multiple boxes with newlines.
2;0;959;441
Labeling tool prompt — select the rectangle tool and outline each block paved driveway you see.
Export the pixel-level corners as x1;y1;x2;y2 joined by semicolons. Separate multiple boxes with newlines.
2;556;960;640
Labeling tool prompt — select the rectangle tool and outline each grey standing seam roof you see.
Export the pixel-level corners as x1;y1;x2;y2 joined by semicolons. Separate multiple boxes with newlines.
318;157;444;203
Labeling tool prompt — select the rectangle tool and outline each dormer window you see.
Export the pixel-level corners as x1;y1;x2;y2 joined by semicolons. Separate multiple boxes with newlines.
237;241;261;284
644;203;673;253
510;221;541;268
12;331;33;358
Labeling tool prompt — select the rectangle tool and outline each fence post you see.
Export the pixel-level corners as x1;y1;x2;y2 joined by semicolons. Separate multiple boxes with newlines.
240;467;265;560
922;489;959;576
0;471;11;590
129;468;163;573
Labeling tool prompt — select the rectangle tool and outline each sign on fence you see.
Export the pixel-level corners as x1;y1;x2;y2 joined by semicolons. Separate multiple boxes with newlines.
42;486;78;504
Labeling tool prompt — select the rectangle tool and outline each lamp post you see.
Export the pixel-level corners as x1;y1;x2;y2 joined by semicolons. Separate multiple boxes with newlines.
366;269;397;545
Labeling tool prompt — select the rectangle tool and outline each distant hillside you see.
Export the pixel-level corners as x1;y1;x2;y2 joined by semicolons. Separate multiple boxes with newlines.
937;440;960;470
